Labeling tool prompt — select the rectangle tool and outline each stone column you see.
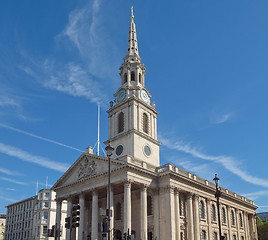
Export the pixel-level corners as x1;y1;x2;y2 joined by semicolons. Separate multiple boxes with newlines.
244;212;249;240
227;206;232;240
193;194;200;240
236;209;241;240
175;189;181;240
66;198;73;240
153;189;160;240
78;194;85;240
107;185;114;240
140;185;147;240
91;190;98;240
55;199;62;240
186;193;194;240
207;199;212;240
124;181;131;234
167;186;176;240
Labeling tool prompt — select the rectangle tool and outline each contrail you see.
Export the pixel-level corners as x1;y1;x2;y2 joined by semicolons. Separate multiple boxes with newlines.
0;123;84;153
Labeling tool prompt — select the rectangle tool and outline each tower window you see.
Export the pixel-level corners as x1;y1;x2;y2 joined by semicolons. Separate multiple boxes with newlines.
118;112;124;133
139;73;142;83
143;113;149;134
124;73;127;83
131;71;135;81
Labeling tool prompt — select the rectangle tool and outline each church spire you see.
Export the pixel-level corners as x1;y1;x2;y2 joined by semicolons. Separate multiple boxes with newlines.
125;6;141;63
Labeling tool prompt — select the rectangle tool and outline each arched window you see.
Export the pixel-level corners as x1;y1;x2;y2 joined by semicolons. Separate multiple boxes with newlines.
239;213;243;228
231;210;235;226
147;196;152;216
115;203;121;220
201;230;206;240
131;71;135;81
233;235;236;240
222;207;227;224
118;112;124;133
139;73;142;83
212;204;217;221
200;200;205;219
124;73;127;83
213;232;217;240
241;237;244;240
143;113;149;134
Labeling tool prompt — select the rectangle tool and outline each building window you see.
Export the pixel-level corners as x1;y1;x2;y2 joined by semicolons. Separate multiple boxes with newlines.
241;237;244;240
139;73;142;83
212;204;217;221
224;233;228;240
43;226;47;236
44;202;49;208
131;71;135;81
43;212;48;219
200;200;205;219
143;113;149;134
231;210;235;226
147;196;152;216
222;207;227;224
45;192;50;198
115;203;121;220
239;213;243;228
201;230;206;240
233;235;236;240
39;193;43;200
118;112;124;133
213;232;217;240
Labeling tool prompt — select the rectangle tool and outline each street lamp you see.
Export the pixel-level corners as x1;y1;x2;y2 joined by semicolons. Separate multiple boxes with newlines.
105;142;114;240
213;174;225;240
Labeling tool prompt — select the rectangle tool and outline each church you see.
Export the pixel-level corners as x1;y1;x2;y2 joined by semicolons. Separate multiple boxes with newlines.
52;7;258;240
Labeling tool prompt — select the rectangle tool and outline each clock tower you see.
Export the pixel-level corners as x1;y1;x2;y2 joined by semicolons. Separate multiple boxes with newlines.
106;7;161;167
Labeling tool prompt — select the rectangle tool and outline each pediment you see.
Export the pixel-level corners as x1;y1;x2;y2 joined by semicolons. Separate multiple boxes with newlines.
53;153;124;189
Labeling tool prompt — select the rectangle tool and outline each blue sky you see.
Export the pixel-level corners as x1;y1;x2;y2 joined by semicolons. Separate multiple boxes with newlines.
0;0;268;214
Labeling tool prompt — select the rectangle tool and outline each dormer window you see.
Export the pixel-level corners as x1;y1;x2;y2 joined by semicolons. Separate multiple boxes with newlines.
131;71;135;81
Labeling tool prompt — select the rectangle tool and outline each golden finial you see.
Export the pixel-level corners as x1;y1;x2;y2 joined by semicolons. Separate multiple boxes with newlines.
131;6;134;22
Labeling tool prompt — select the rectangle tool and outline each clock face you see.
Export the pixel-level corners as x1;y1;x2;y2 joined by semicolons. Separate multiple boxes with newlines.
141;90;149;102
116;145;123;156
117;89;126;102
144;145;151;156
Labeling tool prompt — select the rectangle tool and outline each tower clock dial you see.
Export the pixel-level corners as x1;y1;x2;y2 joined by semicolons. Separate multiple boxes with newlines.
141;90;149;102
117;89;126;102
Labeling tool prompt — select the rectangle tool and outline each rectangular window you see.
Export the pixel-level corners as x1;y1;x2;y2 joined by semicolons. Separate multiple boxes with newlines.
43;212;48;219
39;193;43;200
43;226;48;236
44;202;49;208
45;192;50;198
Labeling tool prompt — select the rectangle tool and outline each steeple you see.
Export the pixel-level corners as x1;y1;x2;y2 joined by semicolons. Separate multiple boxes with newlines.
125;6;141;63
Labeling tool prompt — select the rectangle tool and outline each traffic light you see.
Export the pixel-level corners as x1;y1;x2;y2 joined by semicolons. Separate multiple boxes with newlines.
123;232;127;240
72;204;80;228
65;217;71;229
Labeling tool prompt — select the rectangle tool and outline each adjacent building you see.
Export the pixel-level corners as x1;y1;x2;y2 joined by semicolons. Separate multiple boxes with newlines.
0;214;6;240
4;189;67;240
52;7;258;240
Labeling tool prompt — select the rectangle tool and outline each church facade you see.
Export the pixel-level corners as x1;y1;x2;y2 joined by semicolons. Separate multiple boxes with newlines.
52;8;258;240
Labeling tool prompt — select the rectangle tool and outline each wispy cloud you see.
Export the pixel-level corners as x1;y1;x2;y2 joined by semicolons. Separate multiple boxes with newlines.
0;195;18;203
212;112;233;124
0;143;69;172
61;0;119;79
0;95;20;107
160;135;268;188
0;123;84;153
0;177;26;185
242;190;268;201
0;167;22;176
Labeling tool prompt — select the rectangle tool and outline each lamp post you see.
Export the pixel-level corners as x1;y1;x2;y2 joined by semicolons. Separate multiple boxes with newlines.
213;174;225;240
105;142;114;240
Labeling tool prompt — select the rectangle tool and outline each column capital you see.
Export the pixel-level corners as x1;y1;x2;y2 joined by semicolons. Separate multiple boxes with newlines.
187;192;194;199
141;184;148;191
124;180;132;187
174;188;181;195
56;198;63;204
194;194;200;200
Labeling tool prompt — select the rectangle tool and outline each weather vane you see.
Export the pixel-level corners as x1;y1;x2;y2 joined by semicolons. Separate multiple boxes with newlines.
131;6;134;22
